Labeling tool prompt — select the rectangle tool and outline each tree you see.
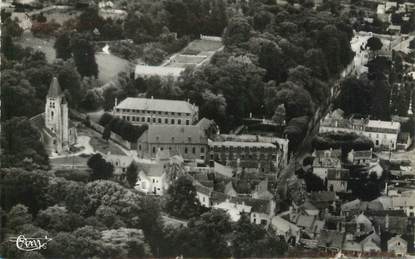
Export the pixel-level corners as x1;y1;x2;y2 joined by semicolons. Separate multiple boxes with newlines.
126;162;138;188
100;228;150;257
231;214;288;257
143;45;167;65
54;32;72;60
336;76;371;116
87;154;114;180
2;18;23;38
223;16;252;46
366;36;383;56
71;34;99;78
0;168;51;213
1;71;43;120
165;176;202;219
102;124;112;142
76;8;104;32
35;205;85;232
6;204;33;232
1;117;49;168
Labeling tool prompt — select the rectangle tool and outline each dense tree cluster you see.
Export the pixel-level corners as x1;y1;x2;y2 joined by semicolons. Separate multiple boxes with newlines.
99;113;149;143
312;131;374;154
87;153;114;180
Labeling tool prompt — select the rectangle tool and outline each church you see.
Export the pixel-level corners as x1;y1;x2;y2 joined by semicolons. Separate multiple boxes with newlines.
30;77;77;155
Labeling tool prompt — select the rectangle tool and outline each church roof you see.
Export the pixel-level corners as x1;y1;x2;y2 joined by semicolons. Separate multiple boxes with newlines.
48;77;63;97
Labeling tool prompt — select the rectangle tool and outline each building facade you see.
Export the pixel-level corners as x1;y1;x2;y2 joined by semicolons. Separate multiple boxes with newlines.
137;124;208;161
320;113;401;150
208;141;279;173
113;97;198;126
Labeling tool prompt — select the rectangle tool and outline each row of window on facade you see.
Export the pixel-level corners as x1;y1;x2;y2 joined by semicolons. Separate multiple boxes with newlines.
210;145;276;152
210;153;277;161
137;145;205;154
122;115;190;125
117;108;191;116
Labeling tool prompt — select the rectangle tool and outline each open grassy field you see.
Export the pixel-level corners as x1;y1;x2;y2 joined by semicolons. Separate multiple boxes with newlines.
18;33;130;84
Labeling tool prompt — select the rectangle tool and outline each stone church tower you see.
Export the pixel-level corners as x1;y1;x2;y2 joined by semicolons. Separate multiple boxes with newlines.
45;77;69;153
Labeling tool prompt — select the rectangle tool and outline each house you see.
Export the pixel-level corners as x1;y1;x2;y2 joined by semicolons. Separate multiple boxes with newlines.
271;216;300;244
98;0;113;8
212;197;252;221
391;191;415;217
387;235;408;256
309;191;337;211
105;154;134;178
137;124;208;161
250;199;275;226
293;214;325;239
319;113;401;151
387;25;401;34
312;149;342;180
361;237;381;254
397;132;412;150
364;210;408;233
347;149;373;166
317;229;345;252
327;168;349;192
30;77;77;155
113;97;198;126
208;140;279;174
195;184;213;208
135;162;169;195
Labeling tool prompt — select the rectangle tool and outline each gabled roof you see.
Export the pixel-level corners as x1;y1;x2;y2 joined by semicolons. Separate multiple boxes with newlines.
48;77;63;97
141;124;207;144
295;215;316;229
116;97;196;114
195;184;212;196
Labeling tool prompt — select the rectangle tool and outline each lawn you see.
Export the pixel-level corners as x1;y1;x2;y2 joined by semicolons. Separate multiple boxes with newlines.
183;39;223;53
18;33;130;84
96;52;130;83
78;125;127;156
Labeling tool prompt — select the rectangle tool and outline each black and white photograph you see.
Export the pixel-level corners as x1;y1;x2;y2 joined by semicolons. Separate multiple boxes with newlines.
1;0;415;258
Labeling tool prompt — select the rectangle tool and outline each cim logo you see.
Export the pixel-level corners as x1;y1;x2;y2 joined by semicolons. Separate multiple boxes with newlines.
9;235;52;251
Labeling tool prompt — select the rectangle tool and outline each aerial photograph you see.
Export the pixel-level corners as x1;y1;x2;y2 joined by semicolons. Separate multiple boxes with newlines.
0;0;414;258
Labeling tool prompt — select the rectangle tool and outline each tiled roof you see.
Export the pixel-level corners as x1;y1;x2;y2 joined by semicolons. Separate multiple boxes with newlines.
295;215;315;229
195;184;212;196
116;97;196;114
143;124;207;144
210;191;228;203
310;191;337;202
352;149;373;159
137;162;164;177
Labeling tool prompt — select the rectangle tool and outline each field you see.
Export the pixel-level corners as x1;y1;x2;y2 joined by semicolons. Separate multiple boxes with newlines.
183;39;223;53
18;33;130;84
96;52;130;83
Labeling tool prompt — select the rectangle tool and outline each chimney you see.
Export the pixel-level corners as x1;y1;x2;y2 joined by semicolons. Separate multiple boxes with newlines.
114;98;118;107
151;96;154;99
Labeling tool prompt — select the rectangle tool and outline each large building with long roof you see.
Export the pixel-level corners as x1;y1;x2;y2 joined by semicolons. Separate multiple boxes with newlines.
113;97;199;126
